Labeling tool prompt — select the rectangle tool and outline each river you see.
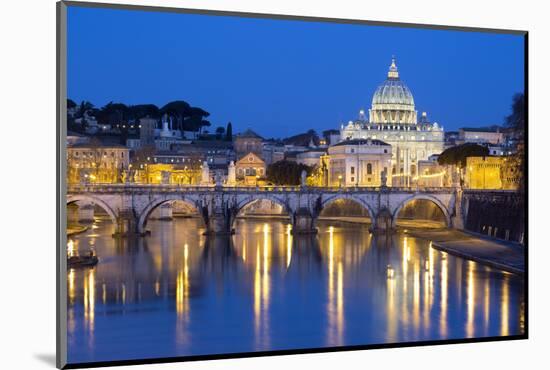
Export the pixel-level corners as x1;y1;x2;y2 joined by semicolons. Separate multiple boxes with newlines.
66;217;524;364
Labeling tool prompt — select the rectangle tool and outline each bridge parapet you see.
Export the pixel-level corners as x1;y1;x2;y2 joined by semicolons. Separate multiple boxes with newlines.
68;183;457;195
67;184;461;237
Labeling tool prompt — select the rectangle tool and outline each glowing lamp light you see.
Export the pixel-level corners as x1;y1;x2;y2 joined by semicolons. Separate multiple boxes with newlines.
67;239;75;257
387;265;395;279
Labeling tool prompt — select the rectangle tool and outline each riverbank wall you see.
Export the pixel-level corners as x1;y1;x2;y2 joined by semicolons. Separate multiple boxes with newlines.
462;190;525;244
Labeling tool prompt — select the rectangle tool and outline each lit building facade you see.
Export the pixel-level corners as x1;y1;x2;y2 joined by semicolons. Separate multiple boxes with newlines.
458;127;504;145
67;143;129;184
262;141;285;165
326;139;392;187
136;163;202;185
234;129;263;160
339;58;445;186
236;152;266;185
416;159;449;187
296;149;327;167
465;156;520;190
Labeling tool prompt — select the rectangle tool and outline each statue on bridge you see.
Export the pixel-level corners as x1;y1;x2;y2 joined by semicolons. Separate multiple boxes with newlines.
201;161;210;185
300;170;307;187
123;168;137;184
381;169;387;188
160;171;171;184
214;172;222;187
227;161;236;186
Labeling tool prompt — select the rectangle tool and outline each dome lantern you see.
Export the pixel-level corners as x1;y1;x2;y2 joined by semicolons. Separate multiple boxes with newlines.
388;56;399;79
369;56;417;125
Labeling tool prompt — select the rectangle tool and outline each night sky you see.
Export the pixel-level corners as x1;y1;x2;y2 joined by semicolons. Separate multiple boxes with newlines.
67;6;525;137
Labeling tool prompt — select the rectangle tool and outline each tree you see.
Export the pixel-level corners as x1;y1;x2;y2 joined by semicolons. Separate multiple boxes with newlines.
160;100;191;117
266;160;313;185
215;126;225;140
85;137;105;181
505;93;525;135
283;129;320;146
96;102;129;126
437;143;489;168
160;101;211;133
504;93;526;192
225;122;233;141
127;104;160;120
78;101;94;118
133;145;156;183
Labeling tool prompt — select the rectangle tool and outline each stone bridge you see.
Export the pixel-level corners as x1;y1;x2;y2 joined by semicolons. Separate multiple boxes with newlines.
66;184;472;236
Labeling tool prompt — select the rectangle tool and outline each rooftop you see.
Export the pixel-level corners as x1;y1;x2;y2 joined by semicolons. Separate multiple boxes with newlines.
332;138;390;147
236;129;263;139
69;142;127;149
460;126;502;133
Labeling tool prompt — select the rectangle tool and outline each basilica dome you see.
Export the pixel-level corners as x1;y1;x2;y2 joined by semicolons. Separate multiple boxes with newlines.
369;58;417;125
371;58;415;109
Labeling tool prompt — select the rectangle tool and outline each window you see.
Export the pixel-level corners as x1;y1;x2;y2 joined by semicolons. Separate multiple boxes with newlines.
367;163;372;175
350;148;355;153
350;166;355;174
351;177;355;182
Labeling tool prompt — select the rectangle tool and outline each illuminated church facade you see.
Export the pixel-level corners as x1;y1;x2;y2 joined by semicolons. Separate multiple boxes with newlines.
339;58;445;186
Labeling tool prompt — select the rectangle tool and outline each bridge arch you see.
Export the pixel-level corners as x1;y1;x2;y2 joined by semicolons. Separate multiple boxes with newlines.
137;195;204;234
233;195;292;228
318;194;376;226
391;194;451;228
67;194;117;225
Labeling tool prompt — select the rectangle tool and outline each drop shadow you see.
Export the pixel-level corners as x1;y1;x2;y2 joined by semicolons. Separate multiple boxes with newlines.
33;353;56;367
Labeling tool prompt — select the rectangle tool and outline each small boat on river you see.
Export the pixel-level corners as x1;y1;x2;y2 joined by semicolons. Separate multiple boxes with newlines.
68;252;99;268
67;240;99;268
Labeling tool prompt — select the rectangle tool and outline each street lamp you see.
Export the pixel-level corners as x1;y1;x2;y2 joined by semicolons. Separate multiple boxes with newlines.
338;174;343;188
256;175;260;187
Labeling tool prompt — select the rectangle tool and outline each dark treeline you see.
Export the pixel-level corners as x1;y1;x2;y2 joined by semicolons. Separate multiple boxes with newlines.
67;99;211;133
266;160;313;185
438;143;489;167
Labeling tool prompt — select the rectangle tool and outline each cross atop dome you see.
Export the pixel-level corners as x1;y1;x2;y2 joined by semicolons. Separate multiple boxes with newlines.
388;56;399;79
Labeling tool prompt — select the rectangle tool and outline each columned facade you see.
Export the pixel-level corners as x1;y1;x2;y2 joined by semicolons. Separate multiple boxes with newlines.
340;58;445;187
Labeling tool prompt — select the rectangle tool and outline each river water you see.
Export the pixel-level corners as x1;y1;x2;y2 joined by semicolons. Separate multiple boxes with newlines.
67;217;525;364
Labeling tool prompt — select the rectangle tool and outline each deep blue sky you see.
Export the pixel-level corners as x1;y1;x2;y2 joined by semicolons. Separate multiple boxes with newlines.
67;6;524;137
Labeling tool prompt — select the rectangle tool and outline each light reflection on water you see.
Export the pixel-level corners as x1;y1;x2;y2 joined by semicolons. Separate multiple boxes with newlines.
67;217;524;364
